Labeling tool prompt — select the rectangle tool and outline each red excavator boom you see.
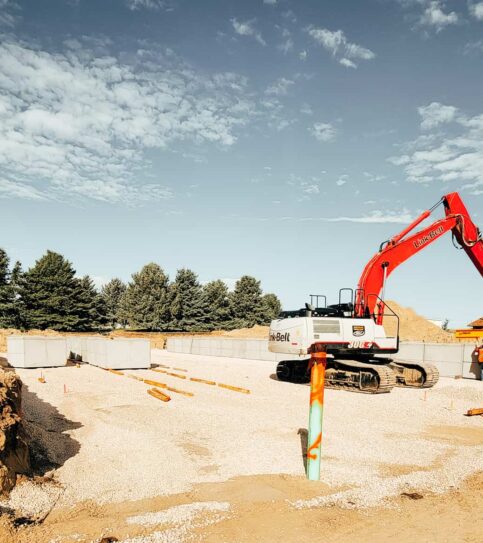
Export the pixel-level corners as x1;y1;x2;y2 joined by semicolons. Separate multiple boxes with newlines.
355;192;483;321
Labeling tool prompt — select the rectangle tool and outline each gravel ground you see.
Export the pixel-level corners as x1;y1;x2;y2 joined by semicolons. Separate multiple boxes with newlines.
123;502;231;543
4;349;483;518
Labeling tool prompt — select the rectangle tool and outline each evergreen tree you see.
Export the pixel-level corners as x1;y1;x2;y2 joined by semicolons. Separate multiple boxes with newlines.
118;263;170;330
229;275;265;327
202;280;232;329
20;251;94;331
169;268;209;331
261;293;282;323
10;261;25;329
101;278;127;328
75;276;107;331
0;248;16;328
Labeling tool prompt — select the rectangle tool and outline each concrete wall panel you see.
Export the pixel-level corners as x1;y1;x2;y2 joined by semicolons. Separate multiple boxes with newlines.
84;338;150;369
7;336;67;368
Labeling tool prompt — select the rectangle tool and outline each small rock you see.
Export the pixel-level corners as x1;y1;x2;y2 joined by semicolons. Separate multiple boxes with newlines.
401;492;424;500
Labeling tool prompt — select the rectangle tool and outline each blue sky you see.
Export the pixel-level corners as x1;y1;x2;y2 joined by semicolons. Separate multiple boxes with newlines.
0;0;481;327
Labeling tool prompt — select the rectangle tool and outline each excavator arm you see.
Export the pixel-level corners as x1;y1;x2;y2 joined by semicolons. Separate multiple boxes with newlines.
355;192;483;321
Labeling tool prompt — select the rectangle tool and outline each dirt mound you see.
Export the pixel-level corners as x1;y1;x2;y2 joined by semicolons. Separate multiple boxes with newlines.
384;300;456;343
0;369;30;495
212;325;269;339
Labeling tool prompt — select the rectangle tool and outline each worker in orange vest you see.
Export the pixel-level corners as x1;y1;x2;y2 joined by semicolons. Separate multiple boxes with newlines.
476;344;483;381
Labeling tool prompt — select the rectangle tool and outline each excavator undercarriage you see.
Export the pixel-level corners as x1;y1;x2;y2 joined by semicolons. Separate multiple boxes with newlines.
276;357;439;393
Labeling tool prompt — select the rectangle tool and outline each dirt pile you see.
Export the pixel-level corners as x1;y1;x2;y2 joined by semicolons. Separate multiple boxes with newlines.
383;301;456;342
211;325;269;339
0;369;30;495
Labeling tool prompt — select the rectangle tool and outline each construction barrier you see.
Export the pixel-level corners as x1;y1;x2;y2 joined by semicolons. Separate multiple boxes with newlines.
165;337;482;380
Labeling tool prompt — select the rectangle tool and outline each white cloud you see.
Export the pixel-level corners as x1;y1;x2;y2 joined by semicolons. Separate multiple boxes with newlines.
300;103;313;115
0;39;256;204
301;182;320;194
282;10;296;23
306;26;375;68
419;1;458;31
469;2;483;20
125;0;169;10
299;50;307;60
287;174;322;198
265;77;294;96
363;171;386;182
0;177;46;200
300;210;414;224
310;122;337;142
0;0;19;27
279;37;294;54
336;174;348;186
388;104;483;195
464;40;483;54
339;58;356;68
231;18;266;46
276;119;294;131
418;102;458;129
263;0;277;4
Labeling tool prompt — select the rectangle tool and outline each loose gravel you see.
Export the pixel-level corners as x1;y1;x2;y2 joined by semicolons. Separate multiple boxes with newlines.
123;501;230;543
6;349;483;519
1;480;63;519
127;501;230;526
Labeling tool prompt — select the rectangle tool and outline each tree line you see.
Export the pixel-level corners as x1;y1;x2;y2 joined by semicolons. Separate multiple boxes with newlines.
0;248;282;332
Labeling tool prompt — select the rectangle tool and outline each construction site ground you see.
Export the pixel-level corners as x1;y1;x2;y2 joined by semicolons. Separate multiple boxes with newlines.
0;349;482;542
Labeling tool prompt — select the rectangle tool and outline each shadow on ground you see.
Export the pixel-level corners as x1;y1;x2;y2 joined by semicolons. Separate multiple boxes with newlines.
269;373;310;385
297;428;308;472
22;385;82;475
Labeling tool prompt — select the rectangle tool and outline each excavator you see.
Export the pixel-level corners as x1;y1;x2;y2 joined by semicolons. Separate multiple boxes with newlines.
269;192;483;393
